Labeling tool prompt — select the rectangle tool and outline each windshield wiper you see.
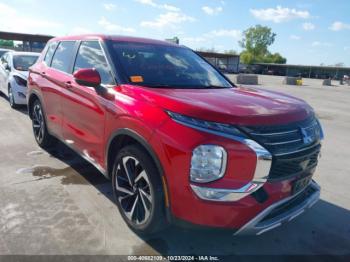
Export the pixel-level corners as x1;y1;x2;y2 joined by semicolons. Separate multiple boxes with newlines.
130;82;171;88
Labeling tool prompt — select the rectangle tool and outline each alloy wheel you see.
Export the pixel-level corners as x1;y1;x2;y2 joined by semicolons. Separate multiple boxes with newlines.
32;103;45;143
115;156;153;225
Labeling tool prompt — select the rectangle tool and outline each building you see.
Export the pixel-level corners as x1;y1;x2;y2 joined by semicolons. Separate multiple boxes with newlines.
254;63;350;80
0;31;53;52
196;51;240;73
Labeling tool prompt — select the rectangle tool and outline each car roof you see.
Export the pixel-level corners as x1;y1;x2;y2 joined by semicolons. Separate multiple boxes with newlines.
49;34;179;47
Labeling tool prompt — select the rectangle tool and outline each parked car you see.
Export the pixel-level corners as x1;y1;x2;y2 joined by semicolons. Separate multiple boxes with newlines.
27;35;324;235
0;51;39;108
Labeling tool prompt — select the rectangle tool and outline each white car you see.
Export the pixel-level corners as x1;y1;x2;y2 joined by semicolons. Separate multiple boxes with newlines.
0;51;39;108
0;48;11;58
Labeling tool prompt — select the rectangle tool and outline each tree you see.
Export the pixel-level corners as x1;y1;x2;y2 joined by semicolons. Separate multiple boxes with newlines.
239;25;276;60
239;25;286;64
263;52;287;64
240;51;254;64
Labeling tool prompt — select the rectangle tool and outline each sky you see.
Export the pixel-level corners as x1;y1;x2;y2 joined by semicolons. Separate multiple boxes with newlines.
0;0;349;66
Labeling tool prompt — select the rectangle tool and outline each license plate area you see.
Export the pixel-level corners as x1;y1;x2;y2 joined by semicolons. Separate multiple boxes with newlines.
293;176;312;195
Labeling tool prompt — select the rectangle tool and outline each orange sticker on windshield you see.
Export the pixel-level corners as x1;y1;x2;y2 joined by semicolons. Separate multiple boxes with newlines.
130;76;144;83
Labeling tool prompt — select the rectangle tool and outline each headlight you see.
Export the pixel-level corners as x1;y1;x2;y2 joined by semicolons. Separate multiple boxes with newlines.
13;75;27;87
166;111;246;183
190;145;227;183
166;111;246;139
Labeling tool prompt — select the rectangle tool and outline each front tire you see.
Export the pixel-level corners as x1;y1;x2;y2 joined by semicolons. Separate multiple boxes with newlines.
8;85;18;109
112;144;167;235
31;99;55;148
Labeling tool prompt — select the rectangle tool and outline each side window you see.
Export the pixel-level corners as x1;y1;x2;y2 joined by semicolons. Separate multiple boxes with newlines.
51;41;76;73
74;41;114;85
44;41;58;66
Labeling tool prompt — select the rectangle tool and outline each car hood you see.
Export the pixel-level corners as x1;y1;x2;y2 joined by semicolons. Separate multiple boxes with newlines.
121;85;314;126
13;70;29;79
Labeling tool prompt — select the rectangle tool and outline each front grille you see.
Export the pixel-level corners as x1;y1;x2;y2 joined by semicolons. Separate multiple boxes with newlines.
241;116;322;180
269;144;321;180
242;116;321;155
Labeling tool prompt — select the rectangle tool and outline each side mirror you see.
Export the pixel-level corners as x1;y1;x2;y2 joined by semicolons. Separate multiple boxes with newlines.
73;68;101;88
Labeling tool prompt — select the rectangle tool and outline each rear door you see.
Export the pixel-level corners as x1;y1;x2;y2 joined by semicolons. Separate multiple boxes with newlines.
40;41;77;138
61;40;115;170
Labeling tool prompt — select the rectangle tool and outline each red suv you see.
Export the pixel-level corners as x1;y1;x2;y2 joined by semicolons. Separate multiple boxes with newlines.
28;35;323;235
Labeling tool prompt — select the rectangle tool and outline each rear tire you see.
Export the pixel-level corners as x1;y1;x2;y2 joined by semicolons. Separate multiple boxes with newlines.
112;144;167;235
8;85;18;109
31;99;55;148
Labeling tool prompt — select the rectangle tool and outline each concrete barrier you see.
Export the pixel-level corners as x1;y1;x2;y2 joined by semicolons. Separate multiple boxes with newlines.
322;79;332;86
283;77;299;85
236;74;258;85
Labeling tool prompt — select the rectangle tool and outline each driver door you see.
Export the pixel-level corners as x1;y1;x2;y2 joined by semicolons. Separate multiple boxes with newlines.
61;40;115;170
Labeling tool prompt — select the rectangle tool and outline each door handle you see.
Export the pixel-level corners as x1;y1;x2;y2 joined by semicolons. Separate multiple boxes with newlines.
65;81;73;89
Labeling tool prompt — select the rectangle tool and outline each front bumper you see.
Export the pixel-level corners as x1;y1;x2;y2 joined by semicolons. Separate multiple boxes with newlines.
13;90;27;105
152;117;322;230
235;181;320;235
10;80;27;105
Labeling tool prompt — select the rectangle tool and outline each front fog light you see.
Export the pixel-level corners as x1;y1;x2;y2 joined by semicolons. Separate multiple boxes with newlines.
190;145;227;183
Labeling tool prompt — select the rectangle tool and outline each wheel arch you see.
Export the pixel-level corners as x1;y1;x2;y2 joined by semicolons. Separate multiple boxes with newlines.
106;128;172;221
27;91;42;119
106;128;164;180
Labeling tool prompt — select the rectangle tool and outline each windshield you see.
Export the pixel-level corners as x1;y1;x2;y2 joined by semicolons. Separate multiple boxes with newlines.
107;41;233;89
13;55;39;71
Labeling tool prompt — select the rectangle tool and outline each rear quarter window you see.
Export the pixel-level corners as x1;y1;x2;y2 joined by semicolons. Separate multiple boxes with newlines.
51;41;76;73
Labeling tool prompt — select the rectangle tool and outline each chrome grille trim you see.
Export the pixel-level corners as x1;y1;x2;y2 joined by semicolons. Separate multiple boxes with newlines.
250;122;318;137
250;129;299;136
264;138;302;146
274;143;320;157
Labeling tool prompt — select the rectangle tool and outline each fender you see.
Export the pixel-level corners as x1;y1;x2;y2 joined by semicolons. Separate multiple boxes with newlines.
105;128;165;178
27;89;45;120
